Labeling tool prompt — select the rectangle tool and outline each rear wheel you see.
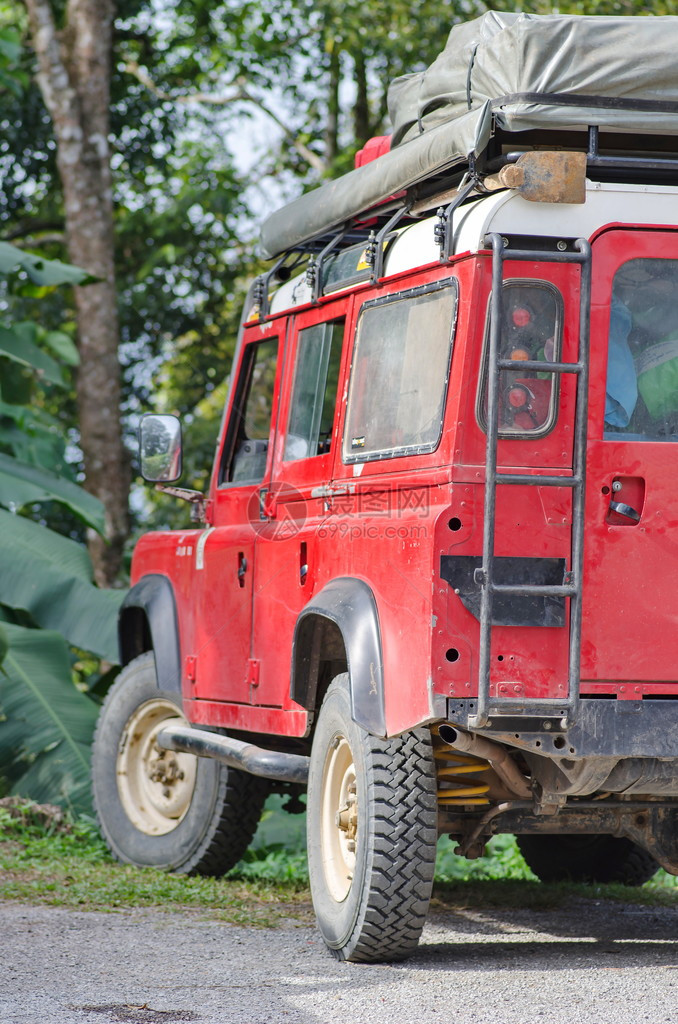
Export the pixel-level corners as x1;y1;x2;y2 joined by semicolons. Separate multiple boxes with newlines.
92;652;267;874
307;675;438;963
517;833;658;886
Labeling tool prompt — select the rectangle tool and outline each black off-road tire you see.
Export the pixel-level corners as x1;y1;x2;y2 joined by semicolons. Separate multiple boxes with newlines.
92;652;267;875
517;833;659;886
307;675;438;963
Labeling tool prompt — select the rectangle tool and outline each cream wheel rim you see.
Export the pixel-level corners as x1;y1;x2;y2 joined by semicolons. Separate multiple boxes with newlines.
116;698;198;836
320;732;357;902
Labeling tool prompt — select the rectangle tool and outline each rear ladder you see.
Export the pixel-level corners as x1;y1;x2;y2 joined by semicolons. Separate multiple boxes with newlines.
470;232;592;730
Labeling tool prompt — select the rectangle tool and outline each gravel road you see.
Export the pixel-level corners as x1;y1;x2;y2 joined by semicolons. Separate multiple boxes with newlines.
1;898;677;1024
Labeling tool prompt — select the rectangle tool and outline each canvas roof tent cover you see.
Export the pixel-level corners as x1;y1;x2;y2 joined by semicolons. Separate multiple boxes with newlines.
260;12;678;259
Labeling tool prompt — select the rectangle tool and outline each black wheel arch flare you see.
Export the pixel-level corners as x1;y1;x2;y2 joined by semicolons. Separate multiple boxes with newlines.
118;574;182;694
290;576;386;738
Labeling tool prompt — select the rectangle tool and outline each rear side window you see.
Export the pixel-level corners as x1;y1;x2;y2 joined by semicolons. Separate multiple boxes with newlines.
605;257;678;441
477;280;563;438
342;283;457;463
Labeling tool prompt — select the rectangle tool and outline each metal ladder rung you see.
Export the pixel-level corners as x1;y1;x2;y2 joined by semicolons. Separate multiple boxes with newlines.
495;473;581;487
494;248;590;265
488;697;572;708
484;698;573;715
498;358;583;374
490;583;577;598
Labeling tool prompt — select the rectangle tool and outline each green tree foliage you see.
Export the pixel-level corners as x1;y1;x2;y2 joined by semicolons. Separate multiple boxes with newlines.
121;1;486;180
0;241;125;813
1;1;250;549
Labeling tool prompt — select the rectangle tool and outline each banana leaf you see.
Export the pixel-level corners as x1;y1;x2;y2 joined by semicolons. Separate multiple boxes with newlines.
0;28;21;64
44;329;79;366
0;241;95;286
0;452;105;532
0;509;123;661
0;399;72;475
0;324;66;386
0;622;99;814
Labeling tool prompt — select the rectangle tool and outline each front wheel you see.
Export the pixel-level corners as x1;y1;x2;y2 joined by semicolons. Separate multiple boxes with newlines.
307;675;438;963
92;652;267;875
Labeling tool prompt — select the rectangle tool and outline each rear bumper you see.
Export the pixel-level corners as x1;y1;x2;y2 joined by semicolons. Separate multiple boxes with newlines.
446;697;678;759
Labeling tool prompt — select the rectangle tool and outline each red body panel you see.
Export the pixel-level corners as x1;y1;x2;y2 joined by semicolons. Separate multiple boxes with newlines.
130;223;678;738
581;228;678;690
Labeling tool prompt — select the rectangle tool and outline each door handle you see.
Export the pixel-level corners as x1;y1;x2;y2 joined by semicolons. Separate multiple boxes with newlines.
605;476;645;526
607;500;640;522
237;552;248;587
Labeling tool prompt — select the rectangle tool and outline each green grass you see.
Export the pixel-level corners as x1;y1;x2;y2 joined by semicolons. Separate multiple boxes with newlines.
0;803;311;925
1;799;677;923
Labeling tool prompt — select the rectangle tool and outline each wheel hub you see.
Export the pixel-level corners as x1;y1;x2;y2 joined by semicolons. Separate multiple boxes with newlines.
320;733;357;902
335;789;357;843
117;698;198;836
148;750;185;788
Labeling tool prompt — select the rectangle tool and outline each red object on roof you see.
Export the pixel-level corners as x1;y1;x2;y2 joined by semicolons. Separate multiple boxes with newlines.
354;135;392;169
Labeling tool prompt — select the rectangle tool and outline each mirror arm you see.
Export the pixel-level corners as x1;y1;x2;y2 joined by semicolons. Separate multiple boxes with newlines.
155;485;207;524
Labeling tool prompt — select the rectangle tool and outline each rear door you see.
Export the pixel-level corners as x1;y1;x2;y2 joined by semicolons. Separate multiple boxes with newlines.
583;228;678;691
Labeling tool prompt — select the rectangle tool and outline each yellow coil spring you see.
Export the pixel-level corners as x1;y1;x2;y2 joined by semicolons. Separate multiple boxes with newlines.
433;744;491;807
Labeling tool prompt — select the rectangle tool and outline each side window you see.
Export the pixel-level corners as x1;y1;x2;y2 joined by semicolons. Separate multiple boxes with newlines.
477;281;562;437
342;283;457;463
284;320;344;462
605;257;678;441
220;337;279;485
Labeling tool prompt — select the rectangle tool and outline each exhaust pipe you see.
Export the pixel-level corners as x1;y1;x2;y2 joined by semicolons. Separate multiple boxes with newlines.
438;724;531;800
156;724;309;784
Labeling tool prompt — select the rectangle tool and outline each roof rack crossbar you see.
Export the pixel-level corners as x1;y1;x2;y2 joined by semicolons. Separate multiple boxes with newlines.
369;203;413;284
585;124;678;175
439;174;478;261
252;254;287;321
307;225;350;303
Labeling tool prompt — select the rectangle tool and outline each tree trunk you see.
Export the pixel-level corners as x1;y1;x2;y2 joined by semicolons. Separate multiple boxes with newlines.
25;0;129;587
324;46;340;167
375;58;392;136
353;50;370;147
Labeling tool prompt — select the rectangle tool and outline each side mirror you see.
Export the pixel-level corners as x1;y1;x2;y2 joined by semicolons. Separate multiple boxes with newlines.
139;413;183;482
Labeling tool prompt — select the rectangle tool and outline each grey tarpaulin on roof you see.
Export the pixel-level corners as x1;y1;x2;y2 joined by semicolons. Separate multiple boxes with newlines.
260;12;678;259
260;104;492;259
389;11;678;143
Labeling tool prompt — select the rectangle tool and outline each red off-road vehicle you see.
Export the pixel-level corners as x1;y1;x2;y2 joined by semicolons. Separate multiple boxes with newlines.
93;13;678;963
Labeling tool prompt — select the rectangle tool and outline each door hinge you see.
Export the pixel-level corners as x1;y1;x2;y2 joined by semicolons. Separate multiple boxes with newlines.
259;488;277;519
247;659;260;702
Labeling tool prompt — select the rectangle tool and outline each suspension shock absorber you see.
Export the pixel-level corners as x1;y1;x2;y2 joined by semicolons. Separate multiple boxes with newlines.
432;730;491;806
